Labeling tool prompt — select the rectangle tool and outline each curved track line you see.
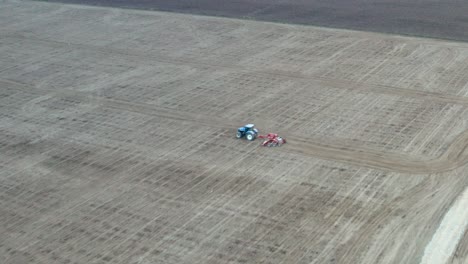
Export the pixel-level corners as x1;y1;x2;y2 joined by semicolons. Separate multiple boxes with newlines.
4;34;468;107
3;78;468;174
420;186;468;264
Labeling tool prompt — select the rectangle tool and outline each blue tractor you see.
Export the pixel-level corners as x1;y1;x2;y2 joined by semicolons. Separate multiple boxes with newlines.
236;124;258;141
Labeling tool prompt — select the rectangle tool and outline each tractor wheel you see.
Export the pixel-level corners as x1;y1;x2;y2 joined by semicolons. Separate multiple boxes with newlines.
246;133;255;141
236;132;242;139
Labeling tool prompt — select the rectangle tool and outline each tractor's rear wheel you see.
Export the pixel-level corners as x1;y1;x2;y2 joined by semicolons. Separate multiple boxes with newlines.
246;133;255;141
236;132;242;138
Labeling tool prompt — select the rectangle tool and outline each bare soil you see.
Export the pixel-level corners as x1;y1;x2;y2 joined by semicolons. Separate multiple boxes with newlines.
1;1;468;263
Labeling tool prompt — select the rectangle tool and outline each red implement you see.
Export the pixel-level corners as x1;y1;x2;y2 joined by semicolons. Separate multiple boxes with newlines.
258;133;286;147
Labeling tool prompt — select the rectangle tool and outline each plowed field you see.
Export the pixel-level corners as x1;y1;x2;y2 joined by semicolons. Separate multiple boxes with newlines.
1;1;467;263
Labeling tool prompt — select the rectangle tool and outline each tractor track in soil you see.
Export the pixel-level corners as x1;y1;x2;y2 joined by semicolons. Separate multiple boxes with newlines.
4;77;468;174
4;33;468;108
3;3;468;263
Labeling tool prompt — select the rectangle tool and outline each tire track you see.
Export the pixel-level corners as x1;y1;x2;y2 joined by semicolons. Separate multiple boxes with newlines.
420;185;468;264
4;34;468;107
4;78;468;174
334;170;468;264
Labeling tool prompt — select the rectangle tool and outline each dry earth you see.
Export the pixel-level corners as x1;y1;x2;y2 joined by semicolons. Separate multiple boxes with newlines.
1;1;468;263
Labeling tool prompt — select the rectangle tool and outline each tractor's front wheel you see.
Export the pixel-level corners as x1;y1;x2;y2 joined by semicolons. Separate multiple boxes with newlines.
246;133;255;141
236;132;243;139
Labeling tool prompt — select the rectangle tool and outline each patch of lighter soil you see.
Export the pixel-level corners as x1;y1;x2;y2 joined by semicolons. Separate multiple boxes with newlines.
420;186;468;264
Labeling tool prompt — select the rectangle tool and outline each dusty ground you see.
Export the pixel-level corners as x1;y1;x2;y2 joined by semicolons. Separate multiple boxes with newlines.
39;0;468;42
1;0;468;263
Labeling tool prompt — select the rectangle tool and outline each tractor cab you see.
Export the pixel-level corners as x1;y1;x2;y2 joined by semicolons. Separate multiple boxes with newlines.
236;124;258;141
244;124;258;132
